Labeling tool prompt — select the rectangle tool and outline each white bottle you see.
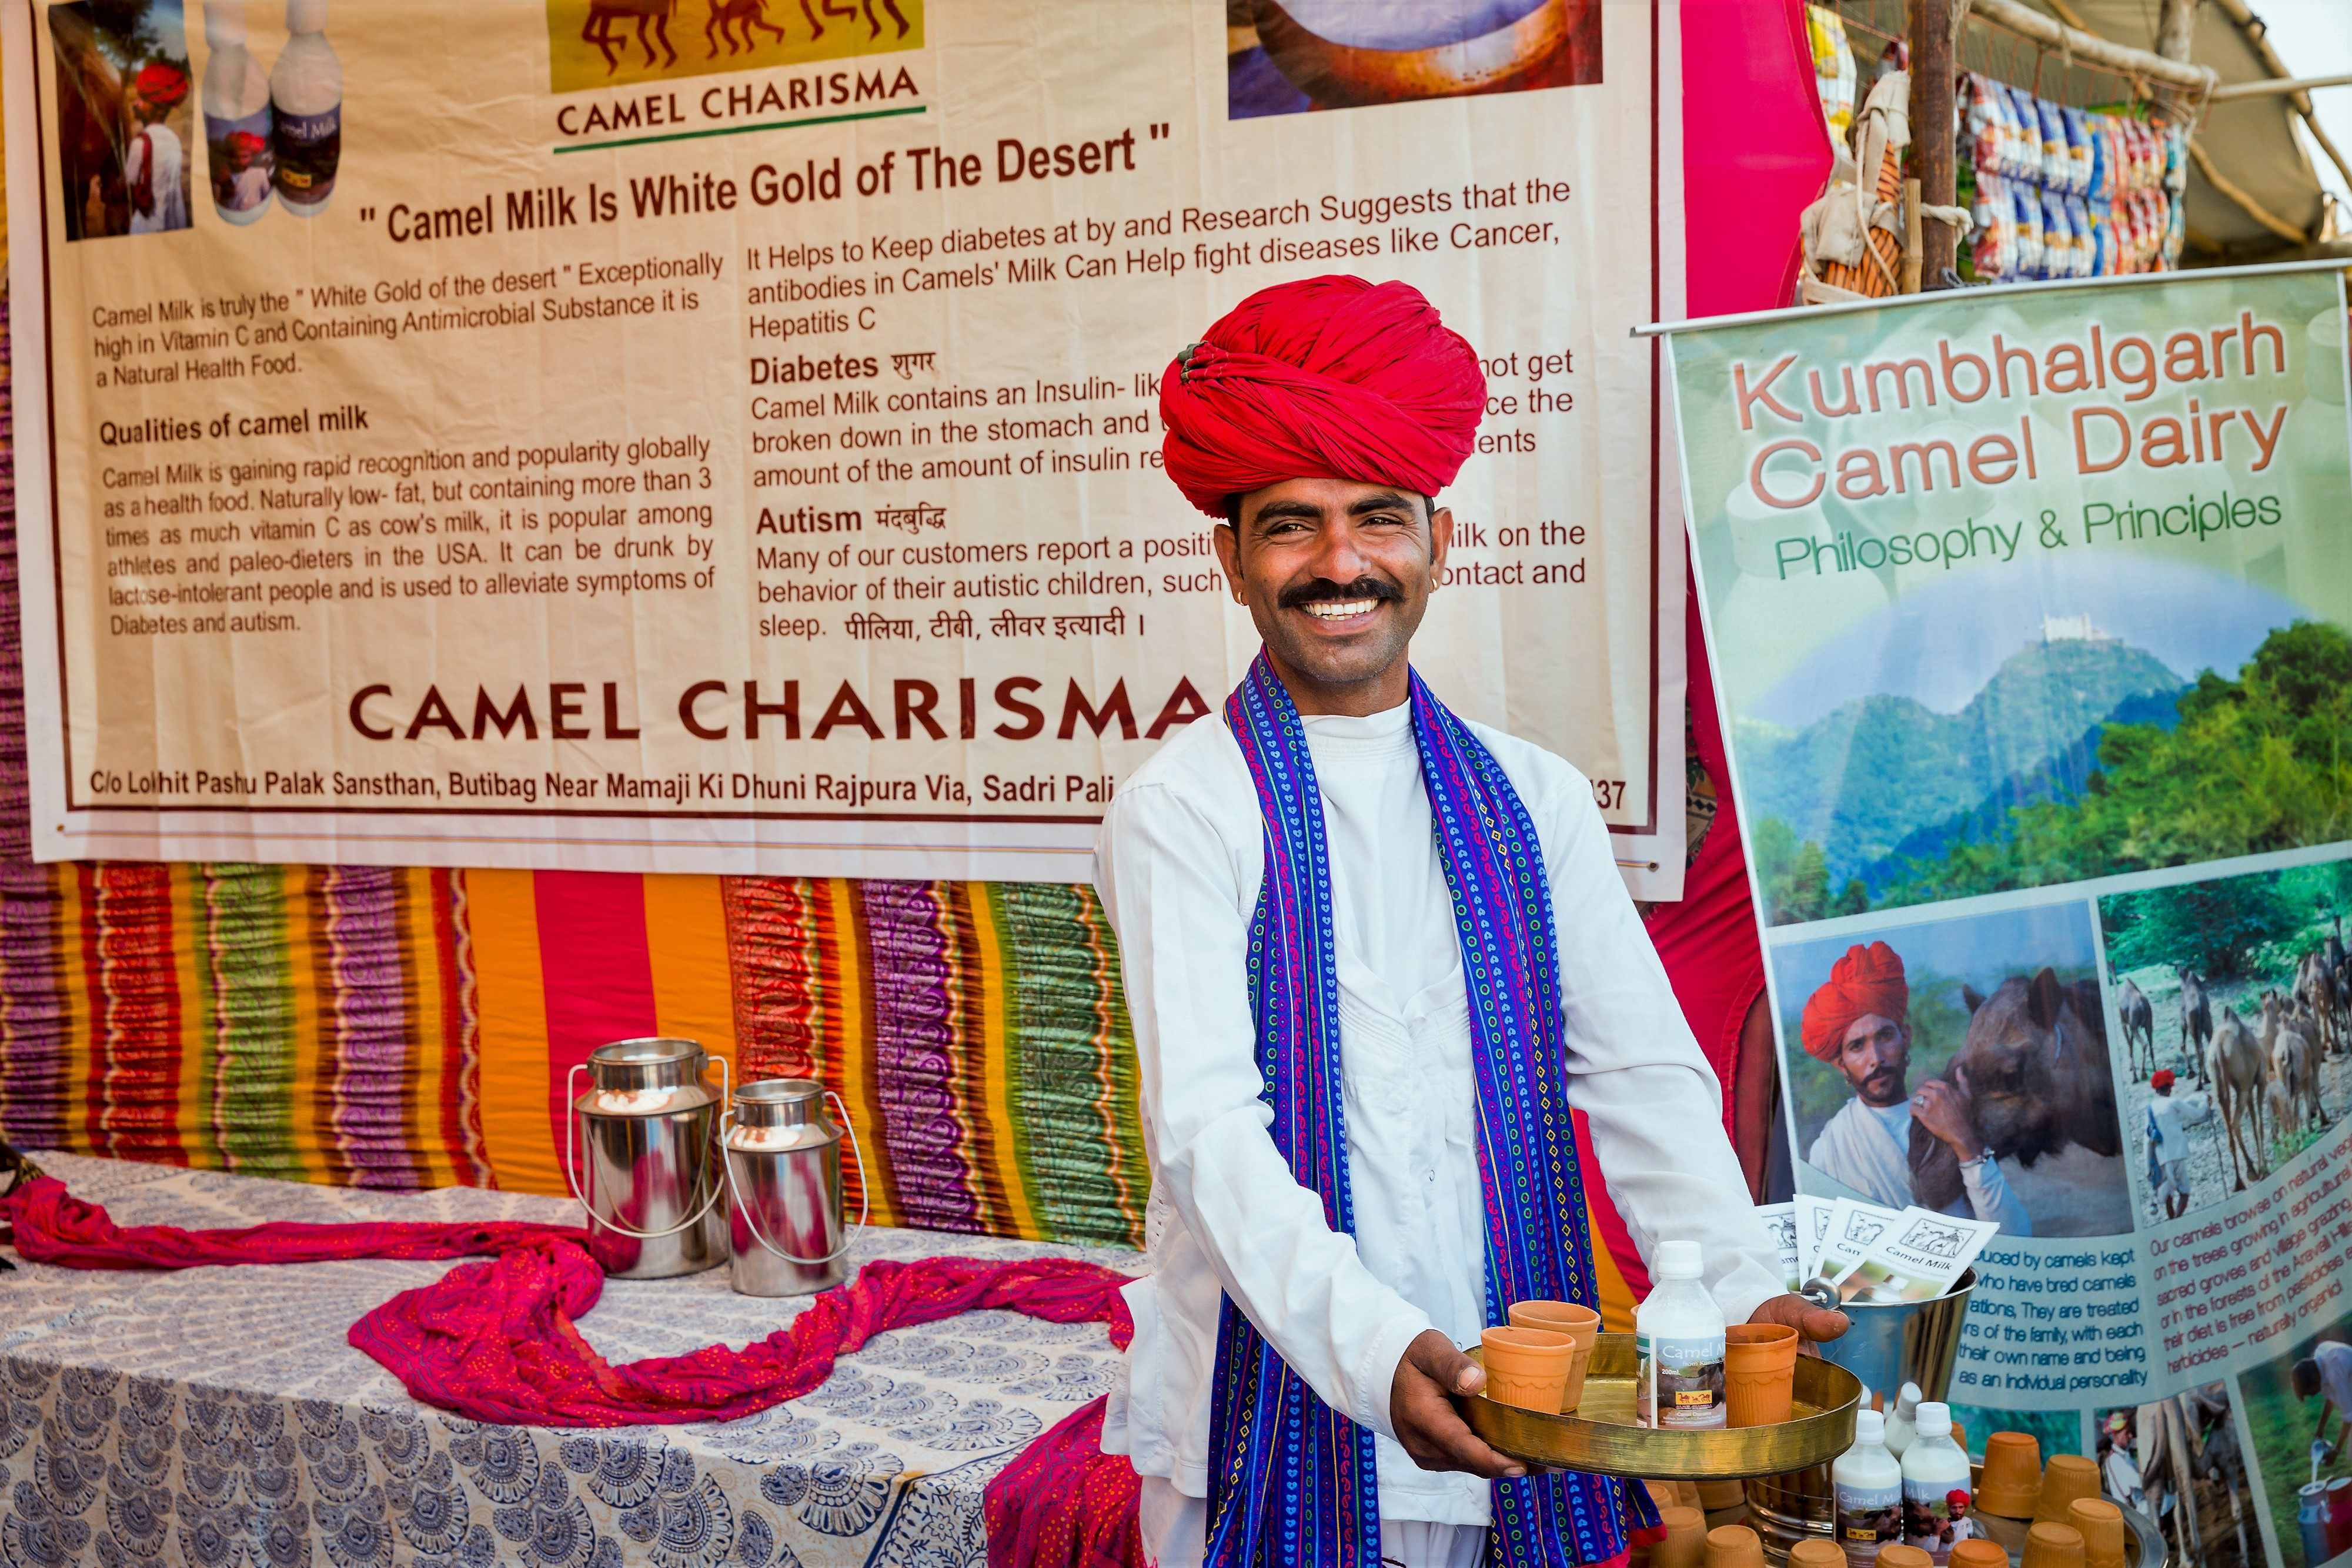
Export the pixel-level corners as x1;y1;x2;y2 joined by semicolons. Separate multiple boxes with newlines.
270;0;340;215
1901;1402;1972;1566
1835;1408;1905;1568
1883;1381;1922;1459
203;1;274;223
1636;1239;1726;1430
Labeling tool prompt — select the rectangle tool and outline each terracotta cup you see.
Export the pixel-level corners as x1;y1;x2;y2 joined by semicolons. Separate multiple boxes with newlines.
1788;1539;1847;1568
1723;1322;1799;1428
1653;1507;1709;1568
1951;1540;2012;1568
1876;1546;1933;1568
1977;1430;2045;1517
1509;1300;1602;1410
2067;1497;2128;1568
2024;1521;2088;1568
1703;1525;1765;1568
2034;1455;2103;1524
1480;1326;1574;1413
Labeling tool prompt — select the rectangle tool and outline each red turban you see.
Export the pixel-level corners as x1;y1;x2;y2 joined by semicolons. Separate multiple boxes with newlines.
2151;1069;2175;1091
134;62;189;109
1799;941;1909;1062
1158;276;1485;517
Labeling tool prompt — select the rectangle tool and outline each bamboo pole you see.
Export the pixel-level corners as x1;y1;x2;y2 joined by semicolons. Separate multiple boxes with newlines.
2210;73;2352;101
1965;0;2216;93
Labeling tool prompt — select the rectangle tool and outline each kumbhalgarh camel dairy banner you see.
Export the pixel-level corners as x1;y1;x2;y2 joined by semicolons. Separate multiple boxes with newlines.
1671;264;2352;1568
4;0;1686;887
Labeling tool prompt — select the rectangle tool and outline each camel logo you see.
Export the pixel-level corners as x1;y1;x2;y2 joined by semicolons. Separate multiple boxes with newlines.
545;0;921;93
1896;1218;1969;1261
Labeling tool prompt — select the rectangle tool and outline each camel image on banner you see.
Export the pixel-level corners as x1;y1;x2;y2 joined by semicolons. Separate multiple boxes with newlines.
48;0;194;240
1774;900;2133;1239
544;0;921;93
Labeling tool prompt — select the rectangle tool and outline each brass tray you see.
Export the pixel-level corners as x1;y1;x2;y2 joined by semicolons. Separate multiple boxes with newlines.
1458;1333;1861;1480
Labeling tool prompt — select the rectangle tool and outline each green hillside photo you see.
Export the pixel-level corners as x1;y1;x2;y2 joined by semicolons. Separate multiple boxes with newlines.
1747;621;2352;925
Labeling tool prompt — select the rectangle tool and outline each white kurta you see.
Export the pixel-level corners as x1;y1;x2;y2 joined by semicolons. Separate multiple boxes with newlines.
126;124;188;233
1808;1094;2033;1234
1094;698;1783;1534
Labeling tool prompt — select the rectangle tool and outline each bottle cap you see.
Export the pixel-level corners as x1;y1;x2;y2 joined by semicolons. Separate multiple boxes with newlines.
1657;1239;1703;1279
1897;1381;1923;1416
286;0;328;32
1855;1408;1886;1445
1916;1400;1953;1437
205;0;247;46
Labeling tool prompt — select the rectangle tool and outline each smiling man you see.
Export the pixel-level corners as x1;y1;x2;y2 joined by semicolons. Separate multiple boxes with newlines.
1093;276;1842;1568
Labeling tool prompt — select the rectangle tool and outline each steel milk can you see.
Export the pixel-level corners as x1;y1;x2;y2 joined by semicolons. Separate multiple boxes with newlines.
566;1037;730;1278
721;1077;867;1296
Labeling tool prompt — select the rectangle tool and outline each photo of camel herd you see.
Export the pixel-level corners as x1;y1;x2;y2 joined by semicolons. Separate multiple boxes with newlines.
546;0;921;92
2101;860;2352;1222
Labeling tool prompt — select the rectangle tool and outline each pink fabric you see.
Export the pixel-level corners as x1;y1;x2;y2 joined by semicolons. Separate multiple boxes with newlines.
0;1174;1135;1430
1681;0;1832;317
984;1397;1142;1568
1;1173;586;1268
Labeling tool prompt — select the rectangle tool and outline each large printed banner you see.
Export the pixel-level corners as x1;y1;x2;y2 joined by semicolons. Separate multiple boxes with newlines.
4;0;1685;887
1672;264;2352;1568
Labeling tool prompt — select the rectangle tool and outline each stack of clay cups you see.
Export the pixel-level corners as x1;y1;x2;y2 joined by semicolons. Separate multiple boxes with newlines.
1723;1323;1798;1427
1702;1525;1763;1568
1503;1300;1602;1411
2035;1456;2103;1524
1652;1506;1709;1568
1977;1431;2044;1520
2023;1522;2088;1568
1951;1540;2011;1568
2067;1498;2129;1568
1876;1545;1932;1568
1787;1540;1846;1568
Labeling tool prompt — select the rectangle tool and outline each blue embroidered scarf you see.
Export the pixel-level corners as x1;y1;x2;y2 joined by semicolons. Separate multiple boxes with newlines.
1207;653;1649;1568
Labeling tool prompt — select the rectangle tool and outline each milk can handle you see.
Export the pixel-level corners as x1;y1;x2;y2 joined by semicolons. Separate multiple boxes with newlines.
563;1055;731;1241
721;1089;870;1267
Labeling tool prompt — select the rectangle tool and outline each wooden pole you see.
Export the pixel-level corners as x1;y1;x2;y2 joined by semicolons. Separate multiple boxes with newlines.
2154;0;2200;64
1910;0;1956;287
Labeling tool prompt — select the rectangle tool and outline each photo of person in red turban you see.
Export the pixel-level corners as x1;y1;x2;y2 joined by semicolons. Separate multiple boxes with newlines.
1799;940;2022;1229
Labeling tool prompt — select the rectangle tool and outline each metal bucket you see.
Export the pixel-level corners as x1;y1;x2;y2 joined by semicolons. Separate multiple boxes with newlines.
1747;1269;1979;1563
721;1078;868;1296
565;1038;729;1279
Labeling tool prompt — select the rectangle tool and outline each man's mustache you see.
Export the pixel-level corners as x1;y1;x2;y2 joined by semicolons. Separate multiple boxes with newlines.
1278;576;1405;610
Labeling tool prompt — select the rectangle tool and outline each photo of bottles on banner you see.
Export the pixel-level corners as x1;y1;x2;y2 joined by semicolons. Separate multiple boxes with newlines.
49;0;340;242
1665;262;2352;1568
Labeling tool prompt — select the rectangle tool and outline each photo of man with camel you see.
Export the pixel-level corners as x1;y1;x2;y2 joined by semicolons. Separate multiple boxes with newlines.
1779;904;2133;1238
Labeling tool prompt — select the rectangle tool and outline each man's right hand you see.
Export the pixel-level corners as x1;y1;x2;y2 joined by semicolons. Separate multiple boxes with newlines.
1390;1328;1526;1479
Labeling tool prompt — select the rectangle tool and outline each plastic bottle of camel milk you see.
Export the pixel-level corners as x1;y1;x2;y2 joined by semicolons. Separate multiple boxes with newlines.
202;1;274;224
270;0;340;216
1637;1240;1727;1429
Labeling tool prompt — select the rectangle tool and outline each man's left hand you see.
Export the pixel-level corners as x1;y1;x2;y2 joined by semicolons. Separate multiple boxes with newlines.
1749;1292;1849;1353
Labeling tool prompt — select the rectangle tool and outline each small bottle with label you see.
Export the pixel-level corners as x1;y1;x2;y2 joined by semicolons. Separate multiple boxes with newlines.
271;0;341;215
1884;1381;1922;1459
203;0;274;223
1835;1407;1905;1568
1636;1239;1726;1430
1901;1402;1973;1566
